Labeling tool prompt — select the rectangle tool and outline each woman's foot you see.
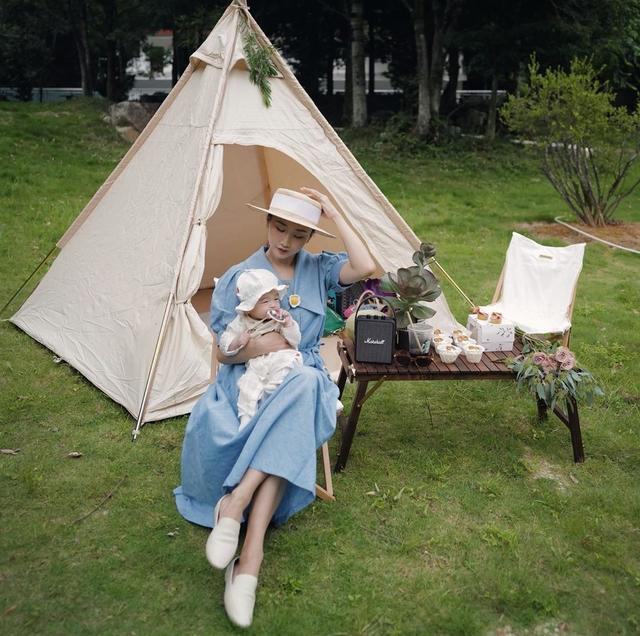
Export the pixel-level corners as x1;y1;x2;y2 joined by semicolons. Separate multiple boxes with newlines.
218;489;251;523
235;548;263;578
205;495;241;569
224;558;258;629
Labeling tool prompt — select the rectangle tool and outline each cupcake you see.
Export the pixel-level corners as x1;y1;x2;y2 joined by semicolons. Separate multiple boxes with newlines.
463;344;485;364
432;335;452;348
489;312;502;324
437;343;461;364
476;311;488;321
453;334;475;347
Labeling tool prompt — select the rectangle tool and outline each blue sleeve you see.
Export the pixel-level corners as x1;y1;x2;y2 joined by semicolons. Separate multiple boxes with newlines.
209;266;241;337
320;250;350;294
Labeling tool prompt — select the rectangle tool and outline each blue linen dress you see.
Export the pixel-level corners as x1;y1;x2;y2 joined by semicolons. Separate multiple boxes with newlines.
174;246;349;528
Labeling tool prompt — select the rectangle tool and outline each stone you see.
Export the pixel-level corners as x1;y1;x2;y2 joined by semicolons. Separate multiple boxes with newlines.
109;101;160;133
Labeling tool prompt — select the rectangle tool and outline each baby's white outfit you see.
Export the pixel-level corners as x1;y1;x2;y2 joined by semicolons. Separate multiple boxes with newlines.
219;315;303;430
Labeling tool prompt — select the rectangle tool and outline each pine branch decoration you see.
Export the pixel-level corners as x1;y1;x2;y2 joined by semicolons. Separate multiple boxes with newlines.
241;25;277;108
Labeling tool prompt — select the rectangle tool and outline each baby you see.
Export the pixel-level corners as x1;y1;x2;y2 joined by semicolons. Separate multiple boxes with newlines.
219;269;303;430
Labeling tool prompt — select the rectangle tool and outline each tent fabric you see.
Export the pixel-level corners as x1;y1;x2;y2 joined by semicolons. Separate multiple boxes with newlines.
481;232;585;335
11;2;462;424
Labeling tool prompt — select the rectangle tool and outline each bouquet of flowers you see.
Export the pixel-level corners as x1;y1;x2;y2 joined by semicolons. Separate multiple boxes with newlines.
507;341;603;409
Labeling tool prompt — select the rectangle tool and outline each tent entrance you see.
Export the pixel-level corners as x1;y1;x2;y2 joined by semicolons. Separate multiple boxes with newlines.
191;143;348;378
192;143;347;324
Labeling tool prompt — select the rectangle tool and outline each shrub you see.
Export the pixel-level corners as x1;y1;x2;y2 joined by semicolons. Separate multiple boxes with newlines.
501;57;640;226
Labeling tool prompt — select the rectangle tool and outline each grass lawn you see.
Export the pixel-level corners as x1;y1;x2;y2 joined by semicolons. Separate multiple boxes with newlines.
1;99;639;635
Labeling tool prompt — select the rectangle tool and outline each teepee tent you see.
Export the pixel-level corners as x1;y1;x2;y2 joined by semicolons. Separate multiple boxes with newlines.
11;0;460;432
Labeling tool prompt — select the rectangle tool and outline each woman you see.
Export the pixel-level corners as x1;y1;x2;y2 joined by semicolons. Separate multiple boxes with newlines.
174;186;375;628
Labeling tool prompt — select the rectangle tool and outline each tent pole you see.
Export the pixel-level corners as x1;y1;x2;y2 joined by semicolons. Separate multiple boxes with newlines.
132;8;241;441
131;291;175;441
0;244;58;318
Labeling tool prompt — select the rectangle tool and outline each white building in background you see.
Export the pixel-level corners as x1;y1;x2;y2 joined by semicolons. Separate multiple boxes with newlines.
127;31;482;102
127;30;173;100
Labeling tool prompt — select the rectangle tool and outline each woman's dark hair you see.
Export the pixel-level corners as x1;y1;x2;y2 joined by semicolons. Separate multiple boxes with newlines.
266;213;314;237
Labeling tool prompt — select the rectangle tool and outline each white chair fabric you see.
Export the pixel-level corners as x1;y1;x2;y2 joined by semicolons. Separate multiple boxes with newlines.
481;232;585;335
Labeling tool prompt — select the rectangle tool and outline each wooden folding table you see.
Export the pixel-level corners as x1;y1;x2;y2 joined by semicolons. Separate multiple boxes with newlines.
334;338;585;471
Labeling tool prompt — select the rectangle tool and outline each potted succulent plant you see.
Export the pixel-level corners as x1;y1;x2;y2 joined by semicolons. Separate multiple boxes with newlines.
379;243;442;350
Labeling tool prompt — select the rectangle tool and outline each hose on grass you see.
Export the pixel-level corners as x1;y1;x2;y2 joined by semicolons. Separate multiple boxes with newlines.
554;216;640;255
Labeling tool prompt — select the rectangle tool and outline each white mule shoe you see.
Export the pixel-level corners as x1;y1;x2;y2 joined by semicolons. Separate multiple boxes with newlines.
205;495;240;569
224;558;257;629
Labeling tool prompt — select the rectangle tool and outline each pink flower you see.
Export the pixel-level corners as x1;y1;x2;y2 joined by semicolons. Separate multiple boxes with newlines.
542;360;558;375
532;352;549;366
554;346;572;363
561;354;576;371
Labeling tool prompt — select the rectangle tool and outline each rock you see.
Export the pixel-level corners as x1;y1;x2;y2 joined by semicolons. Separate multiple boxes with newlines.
109;101;160;133
115;126;140;143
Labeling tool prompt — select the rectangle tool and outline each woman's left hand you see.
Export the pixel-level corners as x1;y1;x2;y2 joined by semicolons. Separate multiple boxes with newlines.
300;187;339;221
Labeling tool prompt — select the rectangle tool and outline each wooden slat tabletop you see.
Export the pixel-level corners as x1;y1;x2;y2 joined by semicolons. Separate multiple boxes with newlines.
339;338;522;382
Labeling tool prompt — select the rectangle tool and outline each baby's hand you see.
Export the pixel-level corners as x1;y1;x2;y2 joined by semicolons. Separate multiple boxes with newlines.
282;311;294;328
267;308;287;323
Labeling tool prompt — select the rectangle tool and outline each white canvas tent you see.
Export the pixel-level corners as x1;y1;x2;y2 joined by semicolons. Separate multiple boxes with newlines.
11;0;460;430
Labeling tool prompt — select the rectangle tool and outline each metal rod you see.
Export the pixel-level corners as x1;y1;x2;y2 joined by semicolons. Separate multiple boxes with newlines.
131;291;175;441
429;258;476;309
0;244;58;317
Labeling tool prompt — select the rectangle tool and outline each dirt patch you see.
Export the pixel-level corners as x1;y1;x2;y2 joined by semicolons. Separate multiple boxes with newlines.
522;449;573;492
517;221;640;251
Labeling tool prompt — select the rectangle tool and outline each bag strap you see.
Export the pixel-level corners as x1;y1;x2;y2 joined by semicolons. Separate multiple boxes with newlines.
353;290;396;320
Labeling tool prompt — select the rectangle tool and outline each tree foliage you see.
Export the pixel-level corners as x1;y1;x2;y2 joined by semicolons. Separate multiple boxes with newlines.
501;57;640;225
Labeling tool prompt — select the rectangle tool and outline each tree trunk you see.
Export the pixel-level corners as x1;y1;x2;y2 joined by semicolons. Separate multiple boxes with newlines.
440;45;459;115
104;0;117;101
69;0;93;97
350;0;367;127
368;13;375;98
429;1;449;136
172;24;179;86
414;0;430;136
326;56;334;96
485;72;499;141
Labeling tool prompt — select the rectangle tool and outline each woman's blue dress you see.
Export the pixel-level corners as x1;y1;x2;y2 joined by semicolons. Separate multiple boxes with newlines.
174;246;348;528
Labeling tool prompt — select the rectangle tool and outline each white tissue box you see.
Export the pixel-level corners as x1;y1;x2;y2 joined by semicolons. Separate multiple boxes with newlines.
466;314;515;352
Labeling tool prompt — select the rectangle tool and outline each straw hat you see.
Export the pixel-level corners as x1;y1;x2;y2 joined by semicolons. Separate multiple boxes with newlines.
247;188;336;238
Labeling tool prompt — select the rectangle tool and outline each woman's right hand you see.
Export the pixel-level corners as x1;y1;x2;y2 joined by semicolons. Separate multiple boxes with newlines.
249;331;292;356
216;331;292;364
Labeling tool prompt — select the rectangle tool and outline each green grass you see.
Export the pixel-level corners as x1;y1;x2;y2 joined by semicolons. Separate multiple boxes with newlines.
1;100;639;635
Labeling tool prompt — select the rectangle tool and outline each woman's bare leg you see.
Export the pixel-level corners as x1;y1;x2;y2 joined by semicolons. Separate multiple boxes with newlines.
219;468;268;522
235;475;286;577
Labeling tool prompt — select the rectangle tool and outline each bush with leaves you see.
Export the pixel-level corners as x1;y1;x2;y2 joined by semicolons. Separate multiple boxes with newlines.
501;57;640;226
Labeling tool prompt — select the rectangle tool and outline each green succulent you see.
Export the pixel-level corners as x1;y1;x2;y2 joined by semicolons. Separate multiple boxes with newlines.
379;243;442;328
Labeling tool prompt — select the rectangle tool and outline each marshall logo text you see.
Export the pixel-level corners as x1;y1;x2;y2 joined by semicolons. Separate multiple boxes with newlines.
364;337;385;345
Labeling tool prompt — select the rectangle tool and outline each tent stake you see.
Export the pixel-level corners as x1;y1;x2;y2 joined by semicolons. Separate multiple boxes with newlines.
132;291;175;441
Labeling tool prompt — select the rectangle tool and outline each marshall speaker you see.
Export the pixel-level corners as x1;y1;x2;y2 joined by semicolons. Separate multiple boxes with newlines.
353;292;396;364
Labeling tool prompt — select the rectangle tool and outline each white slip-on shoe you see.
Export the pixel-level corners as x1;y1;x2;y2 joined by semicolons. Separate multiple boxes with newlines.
224;558;258;629
205;494;240;569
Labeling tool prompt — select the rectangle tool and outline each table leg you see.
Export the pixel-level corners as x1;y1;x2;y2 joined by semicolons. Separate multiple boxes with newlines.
334;380;368;472
337;365;347;399
566;397;585;463
536;398;548;422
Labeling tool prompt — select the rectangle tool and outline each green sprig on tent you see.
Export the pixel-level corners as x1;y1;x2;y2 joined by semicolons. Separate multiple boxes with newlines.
241;24;277;108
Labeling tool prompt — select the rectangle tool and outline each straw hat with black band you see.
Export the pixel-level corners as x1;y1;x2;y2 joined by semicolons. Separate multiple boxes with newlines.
247;188;336;239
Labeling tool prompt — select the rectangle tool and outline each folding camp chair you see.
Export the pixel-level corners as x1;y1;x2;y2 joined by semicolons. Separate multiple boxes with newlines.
481;232;586;346
198;283;335;502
